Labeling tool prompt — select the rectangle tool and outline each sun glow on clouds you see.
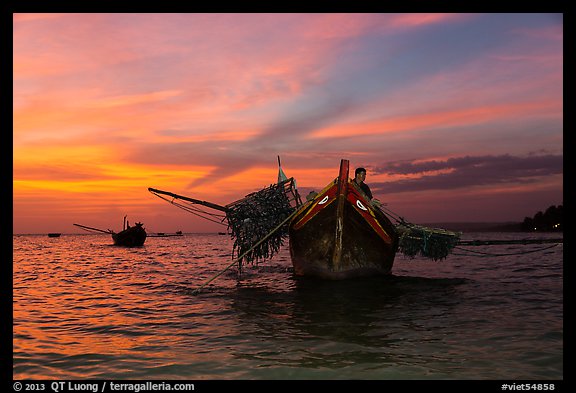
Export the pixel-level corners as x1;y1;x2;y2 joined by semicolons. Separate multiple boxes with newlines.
87;90;182;109
389;13;467;27
13;13;563;233
310;99;562;139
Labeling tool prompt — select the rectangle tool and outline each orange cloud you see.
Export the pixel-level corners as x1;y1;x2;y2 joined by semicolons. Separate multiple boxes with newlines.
86;90;182;109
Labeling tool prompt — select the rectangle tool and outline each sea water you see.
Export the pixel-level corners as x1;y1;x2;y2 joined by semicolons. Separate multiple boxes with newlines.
12;232;563;380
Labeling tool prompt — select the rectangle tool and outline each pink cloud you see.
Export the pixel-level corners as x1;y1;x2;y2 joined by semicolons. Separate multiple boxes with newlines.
388;13;472;28
311;99;562;139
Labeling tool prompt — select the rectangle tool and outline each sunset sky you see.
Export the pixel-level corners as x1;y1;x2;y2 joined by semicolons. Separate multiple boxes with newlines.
13;13;563;234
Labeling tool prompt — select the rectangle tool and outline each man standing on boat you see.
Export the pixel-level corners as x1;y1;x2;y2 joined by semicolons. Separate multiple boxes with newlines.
352;167;373;199
352;167;383;208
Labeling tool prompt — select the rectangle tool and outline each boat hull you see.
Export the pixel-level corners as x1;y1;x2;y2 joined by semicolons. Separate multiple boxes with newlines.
112;224;147;247
289;160;398;279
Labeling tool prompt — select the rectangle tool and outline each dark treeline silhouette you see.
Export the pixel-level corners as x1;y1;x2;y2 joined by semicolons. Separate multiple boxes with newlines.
521;205;563;232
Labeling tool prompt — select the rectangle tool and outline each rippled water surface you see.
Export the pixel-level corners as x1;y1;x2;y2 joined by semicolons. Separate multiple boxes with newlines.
13;232;563;379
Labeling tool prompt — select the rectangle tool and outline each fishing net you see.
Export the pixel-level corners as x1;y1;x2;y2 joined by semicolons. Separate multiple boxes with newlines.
226;178;301;266
395;222;461;261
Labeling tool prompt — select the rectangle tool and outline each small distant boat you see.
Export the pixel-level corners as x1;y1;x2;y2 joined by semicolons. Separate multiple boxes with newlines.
73;216;147;247
147;231;184;238
48;233;61;238
112;220;147;247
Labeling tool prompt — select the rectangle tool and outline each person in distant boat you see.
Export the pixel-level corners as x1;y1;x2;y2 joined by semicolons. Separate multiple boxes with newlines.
352;167;373;200
352;167;383;208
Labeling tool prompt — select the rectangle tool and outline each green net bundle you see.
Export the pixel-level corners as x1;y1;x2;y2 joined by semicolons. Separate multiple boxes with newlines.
226;179;298;267
395;223;461;261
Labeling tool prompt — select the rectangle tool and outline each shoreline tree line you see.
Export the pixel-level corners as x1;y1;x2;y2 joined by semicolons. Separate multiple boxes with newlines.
520;204;563;232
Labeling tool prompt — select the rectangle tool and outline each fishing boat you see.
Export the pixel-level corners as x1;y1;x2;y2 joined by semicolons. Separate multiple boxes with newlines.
148;157;465;282
73;216;147;247
112;220;147;247
148;158;399;279
288;159;399;279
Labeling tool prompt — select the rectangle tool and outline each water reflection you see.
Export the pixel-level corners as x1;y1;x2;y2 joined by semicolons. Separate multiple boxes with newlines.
228;274;468;371
15;233;561;379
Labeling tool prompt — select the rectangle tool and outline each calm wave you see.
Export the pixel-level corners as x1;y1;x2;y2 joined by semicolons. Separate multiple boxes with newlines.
13;232;563;379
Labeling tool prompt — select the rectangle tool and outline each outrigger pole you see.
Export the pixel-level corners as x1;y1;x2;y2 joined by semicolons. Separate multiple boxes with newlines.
148;187;229;212
73;223;113;234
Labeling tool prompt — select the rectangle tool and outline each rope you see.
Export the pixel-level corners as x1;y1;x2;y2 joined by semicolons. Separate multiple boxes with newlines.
191;201;309;295
153;192;228;226
377;204;406;224
452;243;561;257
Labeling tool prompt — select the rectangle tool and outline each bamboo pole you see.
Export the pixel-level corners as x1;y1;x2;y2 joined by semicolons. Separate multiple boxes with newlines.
73;223;113;234
191;202;308;295
148;187;229;212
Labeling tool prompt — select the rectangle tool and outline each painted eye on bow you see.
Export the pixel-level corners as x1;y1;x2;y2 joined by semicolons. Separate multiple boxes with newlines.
318;196;329;205
356;200;368;211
